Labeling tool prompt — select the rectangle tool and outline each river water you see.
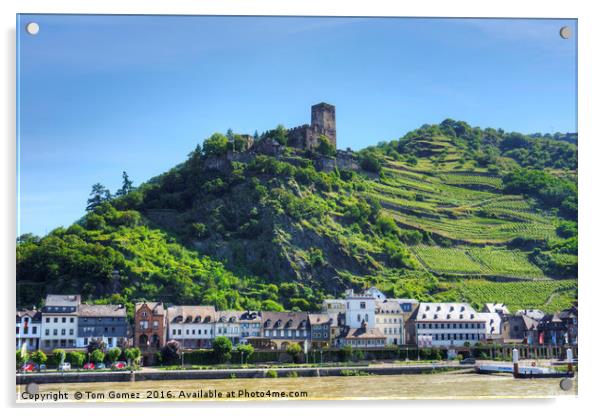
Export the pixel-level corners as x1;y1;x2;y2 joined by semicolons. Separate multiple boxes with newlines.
17;371;577;402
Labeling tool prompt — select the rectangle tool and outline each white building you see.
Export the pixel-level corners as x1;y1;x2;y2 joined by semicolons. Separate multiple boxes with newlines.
478;312;503;340
414;302;486;347
344;291;376;329
166;305;216;349
16;310;41;351
215;311;242;345
322;299;346;323
364;287;387;301
483;303;509;315
375;300;404;345
40;295;80;350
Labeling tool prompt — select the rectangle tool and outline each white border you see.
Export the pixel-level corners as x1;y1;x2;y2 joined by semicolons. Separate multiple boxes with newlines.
2;1;600;415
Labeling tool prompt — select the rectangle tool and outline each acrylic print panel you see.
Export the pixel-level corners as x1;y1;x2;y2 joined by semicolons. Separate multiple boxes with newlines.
16;14;578;403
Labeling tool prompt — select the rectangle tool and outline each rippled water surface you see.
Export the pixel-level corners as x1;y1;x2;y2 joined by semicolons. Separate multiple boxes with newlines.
17;371;577;402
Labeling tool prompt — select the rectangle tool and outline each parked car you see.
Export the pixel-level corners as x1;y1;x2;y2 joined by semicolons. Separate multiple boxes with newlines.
460;357;476;364
96;363;106;369
21;363;35;372
112;361;127;370
83;362;95;370
58;362;71;371
39;364;46;371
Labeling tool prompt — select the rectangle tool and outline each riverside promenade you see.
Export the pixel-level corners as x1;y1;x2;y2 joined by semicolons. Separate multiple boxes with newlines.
17;362;469;385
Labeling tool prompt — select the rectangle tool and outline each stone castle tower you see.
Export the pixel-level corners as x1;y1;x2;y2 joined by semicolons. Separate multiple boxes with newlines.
288;102;337;150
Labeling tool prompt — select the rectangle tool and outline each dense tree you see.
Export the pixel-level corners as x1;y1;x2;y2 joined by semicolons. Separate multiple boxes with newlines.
236;343;254;364
86;183;112;211
115;171;134;197
90;349;105;364
107;347;122;363
203;133;229;156
67;351;86;368
212;336;233;363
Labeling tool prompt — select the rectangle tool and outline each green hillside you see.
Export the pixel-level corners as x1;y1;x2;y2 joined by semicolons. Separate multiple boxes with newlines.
16;120;578;313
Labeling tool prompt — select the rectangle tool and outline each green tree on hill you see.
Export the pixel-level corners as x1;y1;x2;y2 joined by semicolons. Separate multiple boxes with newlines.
115;171;134;197
86;183;112;211
203;133;229;156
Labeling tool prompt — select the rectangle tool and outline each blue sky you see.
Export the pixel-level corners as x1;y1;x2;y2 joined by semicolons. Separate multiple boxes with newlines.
17;15;577;236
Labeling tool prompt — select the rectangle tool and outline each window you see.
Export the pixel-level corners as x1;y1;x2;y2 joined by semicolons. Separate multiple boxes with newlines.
365;314;369;322
32;327;37;334
360;302;366;309
61;329;66;335
69;329;74;335
186;329;190;335
265;330;270;337
45;329;49;336
357;314;361;322
177;329;182;335
53;329;58;336
172;329;176;335
152;320;159;329
54;317;58;323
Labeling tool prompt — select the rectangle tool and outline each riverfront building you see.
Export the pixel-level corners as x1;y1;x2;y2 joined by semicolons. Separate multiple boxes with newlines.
40;295;80;350
16;309;41;351
134;301;167;350
414;302;487;347
76;304;128;349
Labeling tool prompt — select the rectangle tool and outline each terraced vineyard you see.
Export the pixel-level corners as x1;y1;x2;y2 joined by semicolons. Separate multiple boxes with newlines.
448;279;577;313
467;247;544;278
438;172;503;189
370;153;561;246
412;245;545;279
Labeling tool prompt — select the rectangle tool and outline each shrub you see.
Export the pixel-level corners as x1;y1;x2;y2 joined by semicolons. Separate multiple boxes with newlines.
108;347;122;363
285;343;302;363
52;349;66;364
161;340;181;365
30;350;47;367
266;369;278;378
90;349;105;365
66;351;86;368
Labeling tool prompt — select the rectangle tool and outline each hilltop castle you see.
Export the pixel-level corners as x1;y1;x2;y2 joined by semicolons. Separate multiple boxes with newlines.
288;102;337;150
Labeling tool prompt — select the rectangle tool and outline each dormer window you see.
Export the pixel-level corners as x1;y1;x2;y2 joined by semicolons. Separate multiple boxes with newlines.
447;314;451;319
449;306;454;312
434;314;438;319
422;314;426;319
425;306;430;311
460;314;464;319
460;306;465;312
436;306;441;311
470;314;474;319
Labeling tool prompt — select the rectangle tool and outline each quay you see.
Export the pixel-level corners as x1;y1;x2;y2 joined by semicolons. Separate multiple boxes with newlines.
16;363;468;385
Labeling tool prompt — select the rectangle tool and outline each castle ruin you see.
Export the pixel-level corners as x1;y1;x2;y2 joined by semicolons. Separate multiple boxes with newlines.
288;102;336;150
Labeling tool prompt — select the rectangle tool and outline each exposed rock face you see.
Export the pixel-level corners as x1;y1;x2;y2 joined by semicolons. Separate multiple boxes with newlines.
314;150;360;172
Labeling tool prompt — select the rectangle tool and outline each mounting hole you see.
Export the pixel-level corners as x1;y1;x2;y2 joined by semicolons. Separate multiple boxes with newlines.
559;378;573;391
559;26;571;40
26;22;40;35
26;382;39;394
